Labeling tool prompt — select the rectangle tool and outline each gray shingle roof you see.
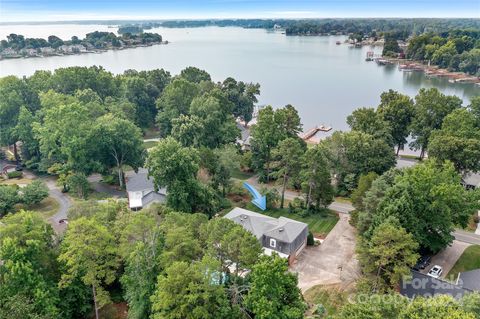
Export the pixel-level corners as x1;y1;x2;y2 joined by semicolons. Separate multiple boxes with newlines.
458;269;480;291
126;168;166;194
400;271;470;299
142;191;166;207
224;207;308;244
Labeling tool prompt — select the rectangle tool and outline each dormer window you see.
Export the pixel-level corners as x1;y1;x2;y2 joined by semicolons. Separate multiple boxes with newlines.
270;238;276;248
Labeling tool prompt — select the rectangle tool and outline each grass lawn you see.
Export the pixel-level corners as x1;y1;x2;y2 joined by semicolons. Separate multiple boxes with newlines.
1;177;33;186
303;284;348;317
15;197;60;219
334;196;352;204
143;140;159;149
448;245;480;279
245;203;339;237
398;154;421;160
231;167;255;180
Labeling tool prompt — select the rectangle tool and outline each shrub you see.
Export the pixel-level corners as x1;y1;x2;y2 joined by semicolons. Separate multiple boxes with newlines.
101;174;118;185
307;231;315;246
7;171;23;179
22;180;49;206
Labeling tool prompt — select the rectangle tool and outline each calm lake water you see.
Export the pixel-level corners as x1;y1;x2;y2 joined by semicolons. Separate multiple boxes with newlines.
0;25;478;130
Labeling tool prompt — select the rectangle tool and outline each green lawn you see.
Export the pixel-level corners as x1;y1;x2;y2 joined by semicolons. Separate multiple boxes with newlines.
303;284;348;317
143;140;159;149
245;203;339;237
15;196;60;219
448;245;480;279
230;167;255;180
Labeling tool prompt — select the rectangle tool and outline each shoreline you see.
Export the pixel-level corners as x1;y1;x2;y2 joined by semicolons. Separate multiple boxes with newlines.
0;40;168;61
380;57;479;84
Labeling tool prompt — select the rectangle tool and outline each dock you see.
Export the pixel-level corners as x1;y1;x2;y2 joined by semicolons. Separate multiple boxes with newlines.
300;125;333;144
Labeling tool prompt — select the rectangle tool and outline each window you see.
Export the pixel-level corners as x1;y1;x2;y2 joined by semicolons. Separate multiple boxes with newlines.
270;238;276;248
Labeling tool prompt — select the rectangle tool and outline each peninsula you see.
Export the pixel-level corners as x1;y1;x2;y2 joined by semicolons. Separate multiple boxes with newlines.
0;30;165;60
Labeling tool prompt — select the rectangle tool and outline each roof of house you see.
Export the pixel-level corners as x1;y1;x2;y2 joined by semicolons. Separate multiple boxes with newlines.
462;173;480;188
400;271;469;299
125;168;166;194
142;191;166;207
224;207;308;243
458;269;480;291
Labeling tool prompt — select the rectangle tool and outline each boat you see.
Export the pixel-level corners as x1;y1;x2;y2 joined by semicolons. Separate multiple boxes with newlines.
336;41;341;45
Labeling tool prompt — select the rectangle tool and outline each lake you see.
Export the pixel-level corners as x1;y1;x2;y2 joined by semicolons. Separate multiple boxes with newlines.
0;25;478;130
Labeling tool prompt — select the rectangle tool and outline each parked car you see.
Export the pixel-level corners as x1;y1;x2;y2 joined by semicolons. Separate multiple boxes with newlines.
427;265;443;279
15;165;23;171
58;219;69;225
413;255;431;271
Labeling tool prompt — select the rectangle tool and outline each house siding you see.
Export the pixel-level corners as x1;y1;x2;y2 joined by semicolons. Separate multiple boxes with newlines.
262;226;308;256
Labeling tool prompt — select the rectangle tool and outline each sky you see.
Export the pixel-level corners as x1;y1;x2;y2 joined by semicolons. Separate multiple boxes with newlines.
1;0;479;22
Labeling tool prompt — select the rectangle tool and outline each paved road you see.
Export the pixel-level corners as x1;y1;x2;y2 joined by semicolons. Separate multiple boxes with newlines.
246;175;355;213
453;230;480;245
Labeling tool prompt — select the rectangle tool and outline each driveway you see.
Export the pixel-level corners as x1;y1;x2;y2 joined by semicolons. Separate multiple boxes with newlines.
290;213;360;292
421;240;471;280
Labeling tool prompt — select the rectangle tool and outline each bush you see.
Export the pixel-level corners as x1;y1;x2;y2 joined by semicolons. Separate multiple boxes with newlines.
240;151;253;172
101;174;118;185
288;197;305;215
22;180;49;206
307;231;315;246
66;173;90;199
7;171;23;179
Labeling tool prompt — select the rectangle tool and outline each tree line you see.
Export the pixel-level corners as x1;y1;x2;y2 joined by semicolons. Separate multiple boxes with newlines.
1;31;162;52
406;29;480;75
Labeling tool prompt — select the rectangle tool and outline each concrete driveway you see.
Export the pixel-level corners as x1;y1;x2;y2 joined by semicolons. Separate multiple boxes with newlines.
421;240;471;280
290;213;360;292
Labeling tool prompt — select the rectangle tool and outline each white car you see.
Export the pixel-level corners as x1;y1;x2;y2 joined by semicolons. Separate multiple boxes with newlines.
427;265;443;279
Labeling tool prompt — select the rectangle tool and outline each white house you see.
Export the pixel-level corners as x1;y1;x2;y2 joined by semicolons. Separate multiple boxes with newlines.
125;168;166;210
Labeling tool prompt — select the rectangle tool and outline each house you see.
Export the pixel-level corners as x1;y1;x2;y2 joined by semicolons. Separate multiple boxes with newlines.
236;122;252;150
40;47;55;56
457;269;480;291
462;172;480;190
1;48;19;58
401;269;480;299
125;168;166;210
401;270;470;299
224;207;308;264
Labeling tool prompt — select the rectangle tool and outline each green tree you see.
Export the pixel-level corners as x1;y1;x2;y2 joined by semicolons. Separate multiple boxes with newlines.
221;77;260;125
377;90;415;155
0;185;19;216
323;131;396;192
150;257;232;319
21;180;49;206
357;217;419;292
179;66;212;84
171;114;204;147
351;172;378;211
0;211;59;318
301;145;335;210
122;76;159;127
347;107;393;145
200;218;262;276
58;217;120;319
146;137;201;212
409;88;462;159
92;114;146;188
189;93;240;148
116;212;163;319
400;295;475;319
272;138;305;208
156;78;199;135
373;161;479;252
428;108;480;172
13;106;40;164
245;255;306;319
